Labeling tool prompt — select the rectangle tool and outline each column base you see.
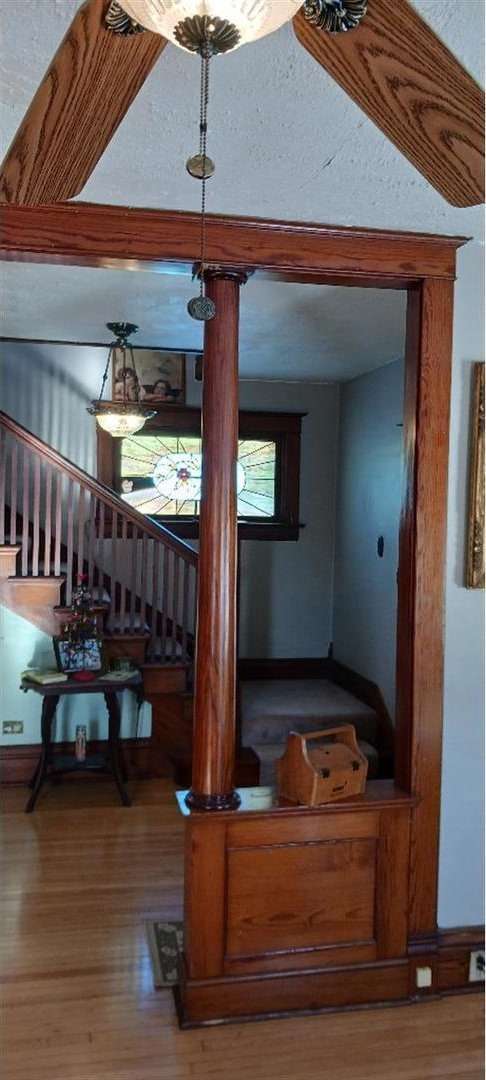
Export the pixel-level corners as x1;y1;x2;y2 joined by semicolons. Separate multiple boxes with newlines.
184;789;241;812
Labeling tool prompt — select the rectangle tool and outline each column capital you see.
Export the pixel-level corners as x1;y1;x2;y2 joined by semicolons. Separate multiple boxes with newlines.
193;264;253;286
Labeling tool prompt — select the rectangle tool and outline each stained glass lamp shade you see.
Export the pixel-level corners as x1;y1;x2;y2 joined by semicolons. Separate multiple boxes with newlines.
120;1;301;52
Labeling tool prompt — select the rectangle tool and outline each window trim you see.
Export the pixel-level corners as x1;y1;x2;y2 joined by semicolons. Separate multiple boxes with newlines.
97;406;305;540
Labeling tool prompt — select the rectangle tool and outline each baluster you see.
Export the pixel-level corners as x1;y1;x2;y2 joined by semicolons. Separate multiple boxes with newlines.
181;560;190;662
160;546;170;663
21;447;29;577
66;479;74;604
9;440;18;546
77;486;85;580
97;501;105;604
192;565;198;642
171;554;180;662
54;470;62;576
109;510;118;634
43;465;52;576
149;541;160;663
119;516;127;634
0;427;6;545
130;524;138;634
88;493;96;595
140;532;148;635
31;456;41;576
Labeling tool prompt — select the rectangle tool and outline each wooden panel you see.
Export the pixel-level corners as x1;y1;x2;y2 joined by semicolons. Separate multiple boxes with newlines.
0;204;465;282
293;0;484;208
375;808;411;958
225;838;377;959
239;657;329;680
184;818;226;979
395;279;455;935
226;810;379;848
178;956;411;1026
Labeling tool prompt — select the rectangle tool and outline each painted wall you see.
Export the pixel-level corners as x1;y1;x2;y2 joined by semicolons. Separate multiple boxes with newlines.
438;241;485;928
237;381;339;658
188;368;340;657
332;359;404;717
1;341;101;474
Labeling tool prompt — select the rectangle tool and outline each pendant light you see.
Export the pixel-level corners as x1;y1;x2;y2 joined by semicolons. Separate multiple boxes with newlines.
117;2;302;54
87;323;157;438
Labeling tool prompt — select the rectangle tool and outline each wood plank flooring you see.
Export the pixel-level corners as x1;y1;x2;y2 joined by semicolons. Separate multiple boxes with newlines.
2;778;483;1080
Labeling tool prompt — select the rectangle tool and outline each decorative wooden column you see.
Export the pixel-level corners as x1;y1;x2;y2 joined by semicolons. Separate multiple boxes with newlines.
186;269;248;811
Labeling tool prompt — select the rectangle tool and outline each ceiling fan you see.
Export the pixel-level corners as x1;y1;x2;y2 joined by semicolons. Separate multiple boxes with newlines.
0;0;483;209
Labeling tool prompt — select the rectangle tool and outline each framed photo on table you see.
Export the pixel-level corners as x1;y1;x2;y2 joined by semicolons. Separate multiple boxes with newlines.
54;637;107;674
113;349;186;405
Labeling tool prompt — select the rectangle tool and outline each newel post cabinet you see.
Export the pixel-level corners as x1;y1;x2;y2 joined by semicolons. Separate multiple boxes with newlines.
1;203;472;1024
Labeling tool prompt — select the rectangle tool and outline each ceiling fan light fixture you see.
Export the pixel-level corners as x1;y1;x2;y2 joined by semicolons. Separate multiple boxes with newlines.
119;1;302;53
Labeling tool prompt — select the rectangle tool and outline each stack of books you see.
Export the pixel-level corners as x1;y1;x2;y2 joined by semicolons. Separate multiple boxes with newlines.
21;669;68;685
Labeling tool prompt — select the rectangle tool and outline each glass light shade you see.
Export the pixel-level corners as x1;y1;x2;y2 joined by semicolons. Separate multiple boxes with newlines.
90;404;156;437
96;413;147;437
120;1;301;50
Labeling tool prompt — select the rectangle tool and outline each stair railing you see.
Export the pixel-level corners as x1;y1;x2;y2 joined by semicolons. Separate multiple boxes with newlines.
0;411;198;664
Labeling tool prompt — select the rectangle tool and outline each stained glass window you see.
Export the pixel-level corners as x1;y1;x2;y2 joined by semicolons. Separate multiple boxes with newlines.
119;434;277;519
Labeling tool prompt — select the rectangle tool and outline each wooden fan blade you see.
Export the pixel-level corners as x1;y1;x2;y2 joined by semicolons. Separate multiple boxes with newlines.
0;0;167;205
293;0;484;207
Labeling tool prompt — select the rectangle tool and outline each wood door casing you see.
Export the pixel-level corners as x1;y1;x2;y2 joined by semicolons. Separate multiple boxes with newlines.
1;203;464;1019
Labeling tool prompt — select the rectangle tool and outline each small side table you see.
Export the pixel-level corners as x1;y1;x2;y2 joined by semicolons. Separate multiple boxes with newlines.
21;675;143;813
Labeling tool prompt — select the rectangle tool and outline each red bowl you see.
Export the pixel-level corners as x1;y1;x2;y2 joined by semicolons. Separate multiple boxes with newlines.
72;670;96;682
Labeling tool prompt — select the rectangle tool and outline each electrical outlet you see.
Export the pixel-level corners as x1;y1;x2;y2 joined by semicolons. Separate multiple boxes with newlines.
469;951;485;982
2;720;24;735
415;966;433;989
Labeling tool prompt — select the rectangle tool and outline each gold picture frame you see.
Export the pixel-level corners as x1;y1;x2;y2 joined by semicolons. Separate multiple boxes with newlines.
466;362;485;589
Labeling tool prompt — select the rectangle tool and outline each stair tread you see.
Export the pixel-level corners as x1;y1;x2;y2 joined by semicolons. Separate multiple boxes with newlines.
240;678;378;746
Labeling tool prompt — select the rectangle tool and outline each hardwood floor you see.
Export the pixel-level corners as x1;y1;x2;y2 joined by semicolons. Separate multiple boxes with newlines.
2;778;483;1080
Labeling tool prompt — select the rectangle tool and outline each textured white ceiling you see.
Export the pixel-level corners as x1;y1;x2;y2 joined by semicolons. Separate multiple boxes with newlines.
0;262;407;380
0;0;483;379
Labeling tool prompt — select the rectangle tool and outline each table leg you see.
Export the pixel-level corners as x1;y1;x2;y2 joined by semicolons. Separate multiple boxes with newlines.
25;696;58;813
105;693;132;807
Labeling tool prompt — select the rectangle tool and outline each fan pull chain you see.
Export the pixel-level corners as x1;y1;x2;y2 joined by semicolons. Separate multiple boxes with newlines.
187;44;216;323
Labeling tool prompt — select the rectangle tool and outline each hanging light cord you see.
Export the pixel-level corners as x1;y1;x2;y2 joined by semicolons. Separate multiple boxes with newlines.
98;345;114;404
198;45;210;299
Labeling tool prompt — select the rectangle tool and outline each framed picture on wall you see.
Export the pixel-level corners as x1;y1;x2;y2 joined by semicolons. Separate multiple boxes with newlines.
466;361;485;589
113;349;186;405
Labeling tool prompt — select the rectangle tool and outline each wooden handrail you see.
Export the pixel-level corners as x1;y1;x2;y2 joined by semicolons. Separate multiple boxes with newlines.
0;410;198;567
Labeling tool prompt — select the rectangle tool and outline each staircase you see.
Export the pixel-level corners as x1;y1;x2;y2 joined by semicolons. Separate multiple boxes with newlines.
240;679;382;783
0;411;202;779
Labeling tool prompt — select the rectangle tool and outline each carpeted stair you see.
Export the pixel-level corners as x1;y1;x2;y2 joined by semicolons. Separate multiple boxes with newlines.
240;678;381;785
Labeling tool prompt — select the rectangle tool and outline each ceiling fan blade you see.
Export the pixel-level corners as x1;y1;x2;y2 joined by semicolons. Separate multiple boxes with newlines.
0;0;167;205
293;0;484;207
